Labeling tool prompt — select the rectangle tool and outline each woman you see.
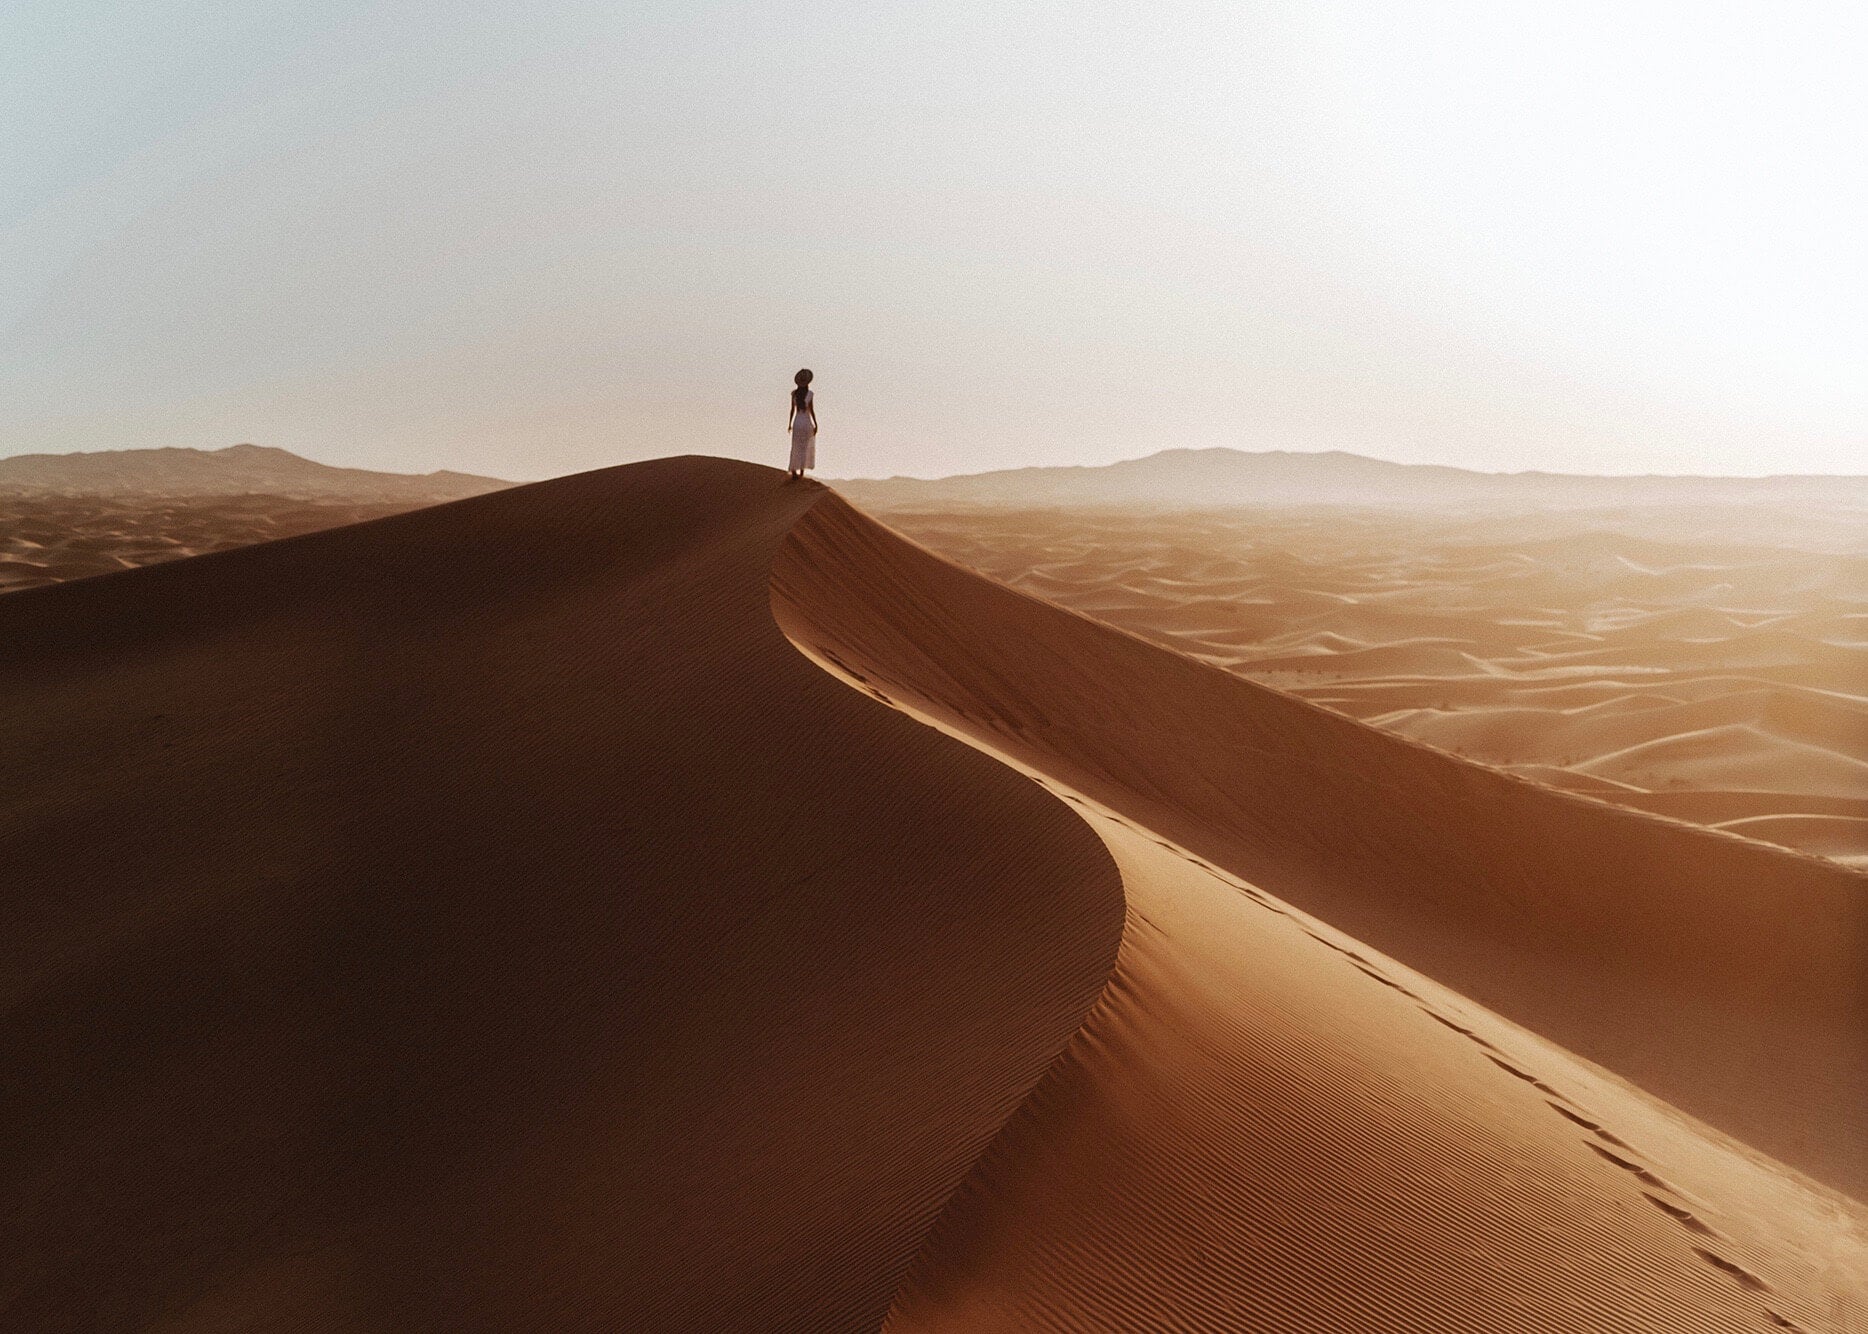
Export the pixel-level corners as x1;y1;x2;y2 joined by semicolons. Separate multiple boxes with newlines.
787;368;817;479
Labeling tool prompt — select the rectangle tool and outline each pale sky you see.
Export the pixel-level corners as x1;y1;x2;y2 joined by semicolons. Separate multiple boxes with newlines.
3;1;1863;480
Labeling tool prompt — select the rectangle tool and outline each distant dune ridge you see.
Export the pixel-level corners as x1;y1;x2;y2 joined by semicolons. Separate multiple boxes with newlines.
876;504;1868;868
0;444;513;594
836;445;1868;513
0;442;509;499
2;456;1863;1330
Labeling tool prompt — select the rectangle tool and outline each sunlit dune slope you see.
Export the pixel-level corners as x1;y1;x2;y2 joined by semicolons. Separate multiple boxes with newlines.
775;495;1868;1331
775;495;1867;1198
884;822;1867;1333
5;457;1863;1333
0;458;1124;1332
875;506;1868;866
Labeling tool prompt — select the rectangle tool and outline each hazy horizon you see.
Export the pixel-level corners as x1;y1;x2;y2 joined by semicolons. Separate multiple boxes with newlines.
6;2;1864;482
10;439;1868;486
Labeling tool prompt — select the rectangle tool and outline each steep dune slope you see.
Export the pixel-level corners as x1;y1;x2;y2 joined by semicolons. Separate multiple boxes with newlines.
773;495;1867;1197
774;495;1868;1331
872;505;1868;866
887;823;1867;1332
6;457;1861;1333
0;458;1124;1332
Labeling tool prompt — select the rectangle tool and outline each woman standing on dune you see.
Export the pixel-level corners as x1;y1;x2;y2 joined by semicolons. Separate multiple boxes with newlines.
787;368;817;480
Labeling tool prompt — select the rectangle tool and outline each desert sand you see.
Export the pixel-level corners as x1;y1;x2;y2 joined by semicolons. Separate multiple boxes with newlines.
2;457;1863;1331
0;442;508;499
870;505;1868;868
833;446;1868;512
0;445;510;596
0;493;468;593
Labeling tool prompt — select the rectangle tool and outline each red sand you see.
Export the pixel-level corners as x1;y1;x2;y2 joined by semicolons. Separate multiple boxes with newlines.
4;457;1863;1331
0;461;1120;1330
872;506;1868;867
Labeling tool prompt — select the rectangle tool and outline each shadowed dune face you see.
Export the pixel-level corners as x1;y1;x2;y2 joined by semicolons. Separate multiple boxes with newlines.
5;457;1864;1331
0;458;1123;1332
869;505;1868;866
773;495;1868;1331
773;495;1867;1197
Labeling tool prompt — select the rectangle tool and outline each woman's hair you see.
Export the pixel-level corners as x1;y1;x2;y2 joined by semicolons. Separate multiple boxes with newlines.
793;368;813;411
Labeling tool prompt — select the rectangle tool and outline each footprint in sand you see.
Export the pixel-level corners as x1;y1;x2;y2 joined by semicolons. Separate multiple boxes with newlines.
1584;1141;1678;1193
1348;961;1422;999
1293;926;1429;1000
1184;861;1294;918
1690;1247;1770;1293
1481;1053;1568;1099
1641;1192;1719;1238
1422;1011;1504;1053
1301;932;1372;965
816;647;861;681
1543;1101;1634;1149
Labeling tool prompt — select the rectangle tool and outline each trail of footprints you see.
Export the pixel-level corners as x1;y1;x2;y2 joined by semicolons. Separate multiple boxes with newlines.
828;680;1819;1331
812;646;896;707
1156;833;1814;1333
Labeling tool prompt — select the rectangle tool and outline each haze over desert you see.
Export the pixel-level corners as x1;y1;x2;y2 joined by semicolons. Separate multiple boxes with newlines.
7;1;1867;1327
1;450;1863;1329
853;475;1867;870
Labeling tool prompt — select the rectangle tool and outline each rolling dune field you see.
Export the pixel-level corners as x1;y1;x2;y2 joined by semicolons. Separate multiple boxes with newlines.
3;458;1862;1331
869;505;1868;867
0;494;453;593
0;444;510;595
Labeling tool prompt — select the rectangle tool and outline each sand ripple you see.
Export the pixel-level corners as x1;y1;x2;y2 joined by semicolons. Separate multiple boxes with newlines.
869;505;1868;866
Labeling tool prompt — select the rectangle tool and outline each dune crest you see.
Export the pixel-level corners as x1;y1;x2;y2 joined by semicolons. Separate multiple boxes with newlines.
774;491;1867;1330
870;505;1868;866
776;494;1866;1195
4;457;1862;1330
0;458;1122;1331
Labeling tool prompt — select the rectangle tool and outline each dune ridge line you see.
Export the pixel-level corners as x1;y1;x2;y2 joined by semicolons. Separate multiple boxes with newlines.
1;456;1860;1330
777;490;1866;1194
773;485;1866;1331
0;457;1125;1332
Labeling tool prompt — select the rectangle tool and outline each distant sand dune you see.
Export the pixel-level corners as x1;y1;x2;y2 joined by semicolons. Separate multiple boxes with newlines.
0;493;476;592
1717;814;1868;867
872;505;1868;865
3;459;1862;1330
774;492;1866;1330
1574;724;1868;798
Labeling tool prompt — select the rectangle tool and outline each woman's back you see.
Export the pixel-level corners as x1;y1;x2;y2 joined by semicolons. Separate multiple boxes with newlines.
788;371;817;477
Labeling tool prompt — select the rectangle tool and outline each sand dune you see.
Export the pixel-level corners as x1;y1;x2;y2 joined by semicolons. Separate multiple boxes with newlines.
834;445;1868;512
0;460;1122;1330
1717;815;1868;868
0;493;485;592
774;492;1866;1329
0;442;508;498
872;505;1868;865
5;458;1863;1330
887;822;1862;1332
0;446;511;596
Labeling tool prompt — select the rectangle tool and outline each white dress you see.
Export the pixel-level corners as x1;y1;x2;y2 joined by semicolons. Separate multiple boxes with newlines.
789;390;816;473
